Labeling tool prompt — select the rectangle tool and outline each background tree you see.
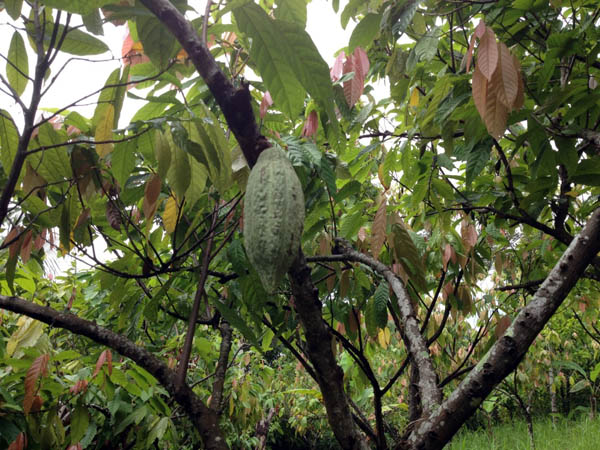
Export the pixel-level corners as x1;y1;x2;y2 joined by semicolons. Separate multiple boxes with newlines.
1;1;599;449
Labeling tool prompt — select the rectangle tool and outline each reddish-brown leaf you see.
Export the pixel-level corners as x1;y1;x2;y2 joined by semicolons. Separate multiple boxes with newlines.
106;349;113;376
4;227;21;258
340;270;350;299
474;19;487;39
74;208;91;230
353;47;370;81
20;230;33;264
301;110;319;138
93;350;109;378
67;287;76;310
477;27;498;81
512;54;525;110
343;58;360;107
371;197;387;259
106;201;122;231
7;432;27;450
348;308;359;335
143;174;161;220
495;315;512;338
472;66;488;121
259;91;273;119
461;220;479;252
24;354;49;414
30;395;43;413
466;21;486;72
23;163;46;198
484;69;509;138
67;444;83;450
318;233;330;256
330;51;345;81
442;281;454;300
496;42;519;108
442;243;454;271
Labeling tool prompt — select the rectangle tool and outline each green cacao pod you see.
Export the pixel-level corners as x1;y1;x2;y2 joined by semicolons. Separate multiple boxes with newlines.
243;147;305;293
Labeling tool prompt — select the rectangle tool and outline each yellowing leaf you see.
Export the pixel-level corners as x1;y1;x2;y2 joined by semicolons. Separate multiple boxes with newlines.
163;196;179;234
409;88;420;107
377;327;390;349
95;104;115;158
7;316;45;357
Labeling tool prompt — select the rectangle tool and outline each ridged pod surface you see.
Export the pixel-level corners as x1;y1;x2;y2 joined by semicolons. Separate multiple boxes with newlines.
244;147;305;293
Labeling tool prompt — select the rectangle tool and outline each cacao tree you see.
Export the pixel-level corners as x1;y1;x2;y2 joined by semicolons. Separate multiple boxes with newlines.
1;1;600;449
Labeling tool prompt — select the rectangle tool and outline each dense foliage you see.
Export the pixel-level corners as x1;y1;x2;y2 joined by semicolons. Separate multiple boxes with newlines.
1;1;599;449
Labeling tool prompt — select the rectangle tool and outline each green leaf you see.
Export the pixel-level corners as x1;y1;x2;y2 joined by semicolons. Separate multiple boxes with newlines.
28;20;109;56
185;157;208;207
154;130;171;180
29;123;72;182
92;69;120;128
391;223;426;291
572;158;600;186
111;139;137;188
136;15;177;68
70;404;90;444
234;3;305;118
213;299;260;350
59;201;71;251
7;32;29;97
40;0;116;15
340;211;365;239
466;139;492;186
146;417;169;446
227;239;248;277
166;131;191;200
365;296;378;337
274;0;307;27
349;13;381;52
184;106;232;195
5;0;24;20
373;282;389;328
390;0;420;35
0;109;20;176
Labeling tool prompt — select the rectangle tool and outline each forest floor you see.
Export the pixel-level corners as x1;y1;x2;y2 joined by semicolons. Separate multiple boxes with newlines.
447;416;599;449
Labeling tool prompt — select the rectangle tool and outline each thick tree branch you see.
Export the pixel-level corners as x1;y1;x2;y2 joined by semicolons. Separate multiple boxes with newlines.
333;239;442;416
139;0;268;167
288;251;369;450
209;320;232;413
0;296;227;450
404;207;600;450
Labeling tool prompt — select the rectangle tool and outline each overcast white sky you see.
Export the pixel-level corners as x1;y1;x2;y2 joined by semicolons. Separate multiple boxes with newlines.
1;1;359;131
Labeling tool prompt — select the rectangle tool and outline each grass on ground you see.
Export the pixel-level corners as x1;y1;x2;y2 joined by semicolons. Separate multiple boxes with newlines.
447;416;599;450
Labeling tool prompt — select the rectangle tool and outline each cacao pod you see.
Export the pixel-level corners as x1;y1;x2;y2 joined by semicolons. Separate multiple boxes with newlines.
243;147;305;293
